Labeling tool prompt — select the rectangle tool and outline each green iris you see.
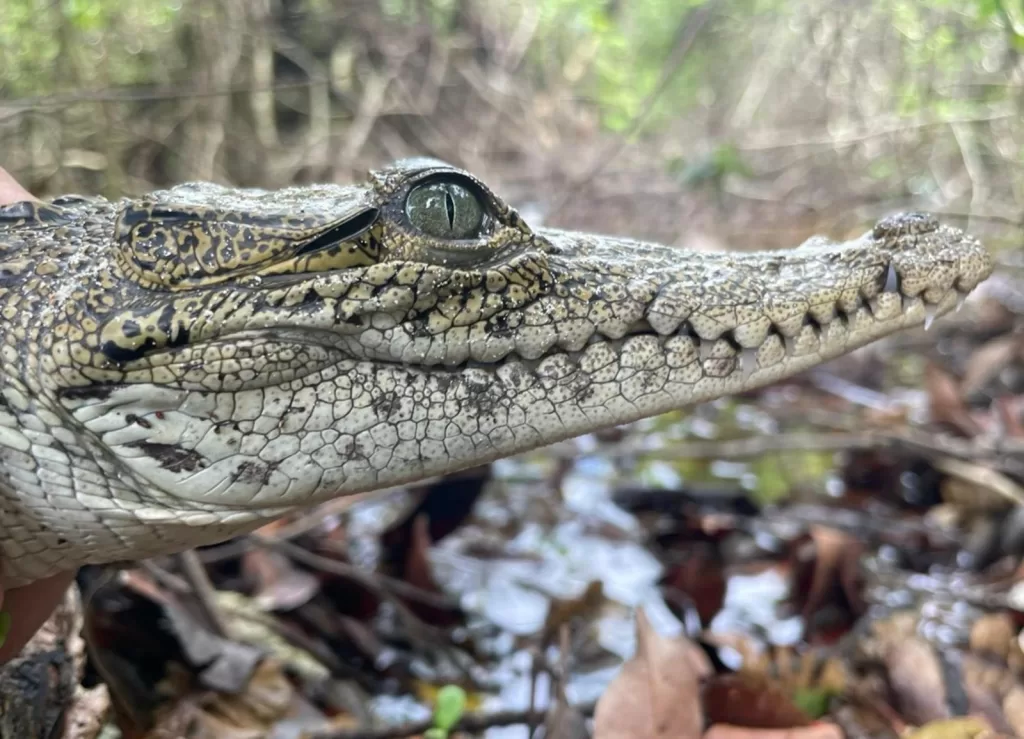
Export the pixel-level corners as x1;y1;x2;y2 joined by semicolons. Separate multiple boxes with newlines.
405;180;484;240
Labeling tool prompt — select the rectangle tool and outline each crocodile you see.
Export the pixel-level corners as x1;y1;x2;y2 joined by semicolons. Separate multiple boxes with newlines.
0;158;992;586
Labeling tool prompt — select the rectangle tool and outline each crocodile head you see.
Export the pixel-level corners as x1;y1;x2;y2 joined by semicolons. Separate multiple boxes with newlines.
0;158;993;581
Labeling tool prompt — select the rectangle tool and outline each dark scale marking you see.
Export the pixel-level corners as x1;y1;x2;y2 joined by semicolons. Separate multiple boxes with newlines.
125;413;153;429
59;385;115;401
233;460;278;485
121;320;142;338
102;336;159;363
125;441;208;473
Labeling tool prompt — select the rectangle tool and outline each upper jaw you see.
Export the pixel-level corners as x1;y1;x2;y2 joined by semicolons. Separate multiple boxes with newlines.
537;214;990;341
360;213;991;370
92;212;992;383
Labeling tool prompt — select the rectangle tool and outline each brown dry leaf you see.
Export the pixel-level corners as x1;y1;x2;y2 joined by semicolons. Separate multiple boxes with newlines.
593;607;707;739
703;723;844;739
901;717;992;739
661;543;728;627
206;658;294;726
404;514;437;595
925;363;982;436
791;525;865;632
961;335;1024;398
882;636;949;725
545;701;592;739
969;613;1016;661
1003;685;1024;738
543;580;605;641
996;396;1024;439
703;673;814;729
738;646;847;720
241;547;320;612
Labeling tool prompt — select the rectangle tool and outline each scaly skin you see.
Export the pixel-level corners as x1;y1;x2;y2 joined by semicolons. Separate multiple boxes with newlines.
0;159;992;585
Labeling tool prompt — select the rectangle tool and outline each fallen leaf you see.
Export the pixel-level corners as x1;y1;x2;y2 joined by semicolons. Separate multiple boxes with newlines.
926;363;982;437
545;700;592;739
241;548;320;612
593;607;707;739
543;581;605;641
901;716;991;739
205;658;294;726
961;334;1024;398
402;515;462;626
790;525;865;638
702;723;844;739
703;673;814;728
969;612;1016;661
995;395;1024;438
1003;685;1024;738
215;591;330;684
660;543;727;627
380;465;490;576
882;636;949;725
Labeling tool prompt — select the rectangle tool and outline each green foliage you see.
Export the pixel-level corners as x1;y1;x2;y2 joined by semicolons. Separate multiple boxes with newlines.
528;0;714;131
670;143;752;190
0;0;183;96
426;684;467;738
792;686;836;719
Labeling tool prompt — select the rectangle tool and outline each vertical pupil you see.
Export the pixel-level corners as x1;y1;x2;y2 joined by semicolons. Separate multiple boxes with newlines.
444;189;455;229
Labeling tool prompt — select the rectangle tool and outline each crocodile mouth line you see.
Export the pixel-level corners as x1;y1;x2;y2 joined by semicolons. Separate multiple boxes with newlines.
408;261;967;380
457;284;964;379
145;262;968;384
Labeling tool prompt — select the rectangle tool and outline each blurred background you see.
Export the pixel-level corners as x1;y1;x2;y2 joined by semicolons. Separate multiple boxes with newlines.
6;3;1024;738
2;0;1022;250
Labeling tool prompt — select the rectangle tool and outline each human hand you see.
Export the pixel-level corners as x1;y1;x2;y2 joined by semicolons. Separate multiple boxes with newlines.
0;166;77;663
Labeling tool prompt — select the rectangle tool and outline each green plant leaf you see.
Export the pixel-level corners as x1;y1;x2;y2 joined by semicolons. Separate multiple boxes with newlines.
433;684;467;732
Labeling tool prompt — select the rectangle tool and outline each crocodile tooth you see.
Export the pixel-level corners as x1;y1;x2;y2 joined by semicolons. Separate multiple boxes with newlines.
924;303;938;331
956;294;967;312
741;348;758;381
883;264;899;293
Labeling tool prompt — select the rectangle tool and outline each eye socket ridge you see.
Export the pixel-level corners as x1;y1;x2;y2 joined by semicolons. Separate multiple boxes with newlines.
404;174;490;241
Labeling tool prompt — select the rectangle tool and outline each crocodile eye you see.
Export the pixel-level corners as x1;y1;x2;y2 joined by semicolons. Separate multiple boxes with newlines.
405;180;484;240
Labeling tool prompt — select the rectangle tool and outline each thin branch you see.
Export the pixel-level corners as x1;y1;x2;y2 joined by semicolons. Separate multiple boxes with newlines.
610;427;1024;480
546;0;719;219
735;109;1016;152
177;550;229;638
307;700;598;739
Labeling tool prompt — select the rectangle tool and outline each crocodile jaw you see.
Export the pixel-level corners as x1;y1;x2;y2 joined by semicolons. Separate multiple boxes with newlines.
66;215;989;503
1;208;992;584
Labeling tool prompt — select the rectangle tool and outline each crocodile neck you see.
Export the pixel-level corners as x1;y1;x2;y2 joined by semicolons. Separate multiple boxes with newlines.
0;159;993;585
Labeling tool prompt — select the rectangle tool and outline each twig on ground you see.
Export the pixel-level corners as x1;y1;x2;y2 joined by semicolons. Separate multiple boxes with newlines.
599;428;1024;480
307;700;598;739
177;550;229;638
251;535;460;611
250;535;475;680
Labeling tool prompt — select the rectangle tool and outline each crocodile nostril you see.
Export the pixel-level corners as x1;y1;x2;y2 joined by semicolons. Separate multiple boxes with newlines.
872;212;939;241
